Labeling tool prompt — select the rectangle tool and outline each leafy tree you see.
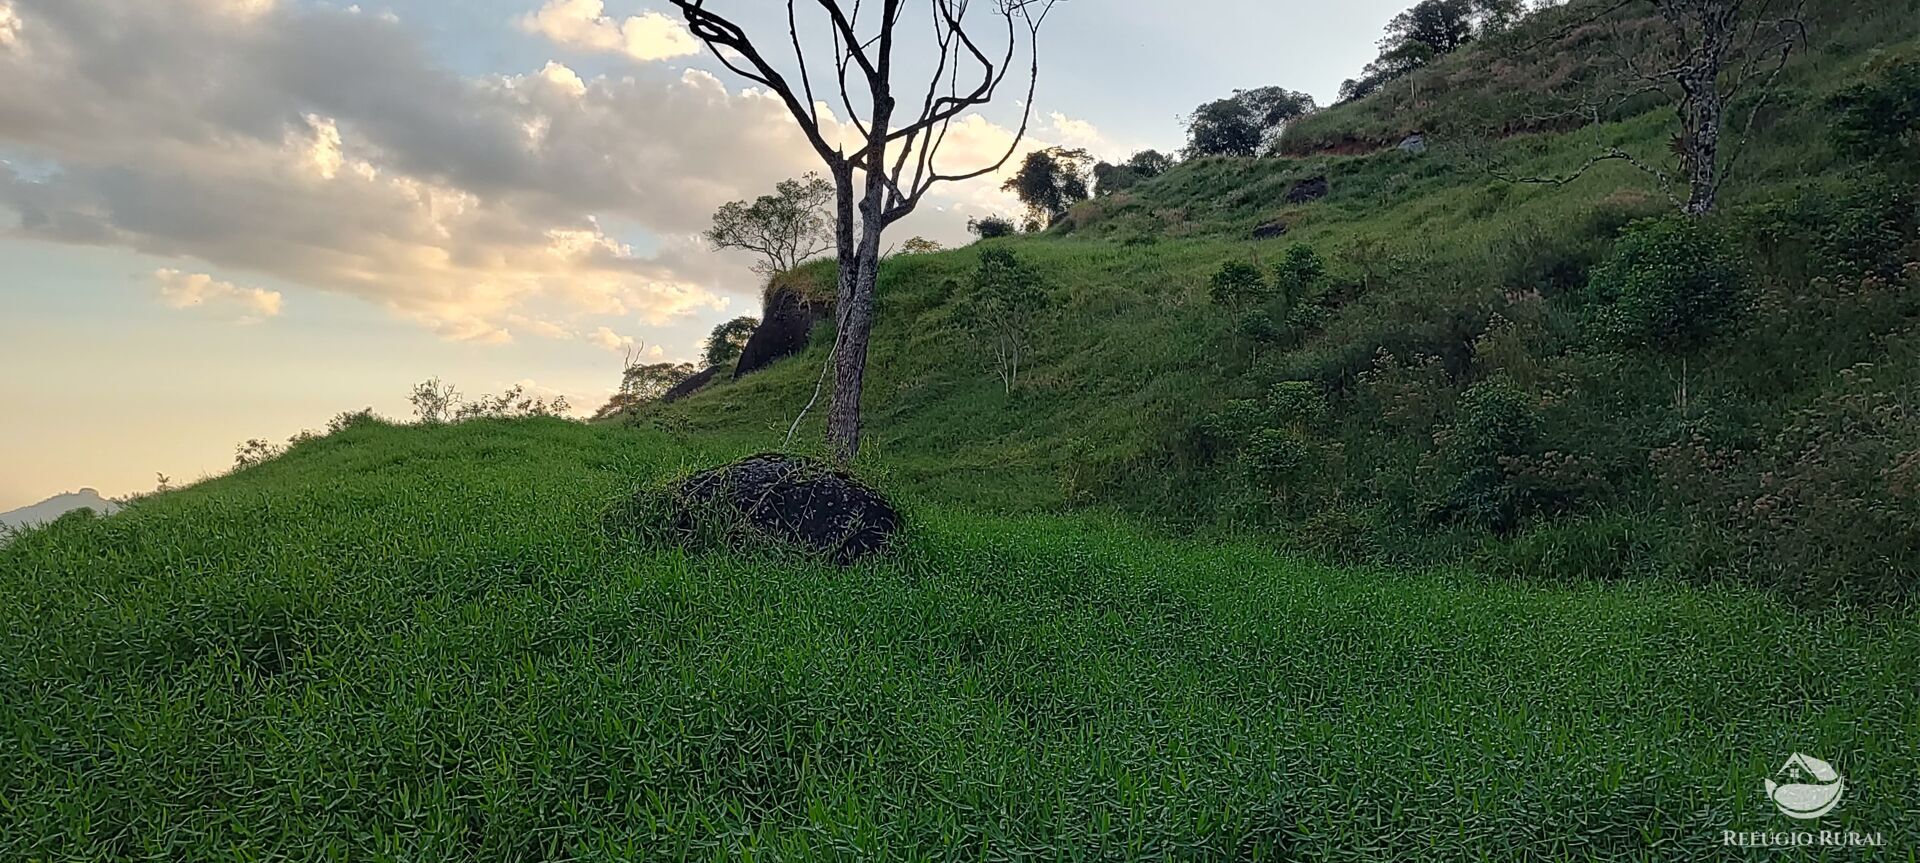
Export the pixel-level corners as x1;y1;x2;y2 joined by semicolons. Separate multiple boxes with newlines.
1186;88;1317;157
1002;147;1093;227
620;363;696;402
704;174;836;277
1185;98;1264;158
1094;149;1178;195
1127;149;1177;177
968;215;1020;239
896;236;945;256
703;316;760;369
410;378;460;424
958;248;1050;393
1585;218;1748;349
595;362;697;419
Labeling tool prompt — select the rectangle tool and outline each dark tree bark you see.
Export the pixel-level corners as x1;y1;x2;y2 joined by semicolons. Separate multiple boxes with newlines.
668;0;1061;462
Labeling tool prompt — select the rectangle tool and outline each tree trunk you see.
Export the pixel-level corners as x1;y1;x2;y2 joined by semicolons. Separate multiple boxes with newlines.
1678;69;1722;216
828;229;881;462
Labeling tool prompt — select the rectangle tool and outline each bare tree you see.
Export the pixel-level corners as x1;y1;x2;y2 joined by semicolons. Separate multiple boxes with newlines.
1495;0;1805;216
705;174;837;277
667;0;1063;462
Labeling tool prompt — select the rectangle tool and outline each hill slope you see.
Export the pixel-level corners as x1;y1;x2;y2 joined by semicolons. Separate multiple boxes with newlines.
657;0;1920;602
3;419;1916;858
7;1;1920;857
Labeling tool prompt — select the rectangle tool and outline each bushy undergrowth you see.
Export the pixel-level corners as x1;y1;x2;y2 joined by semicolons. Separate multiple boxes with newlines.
4;421;1916;859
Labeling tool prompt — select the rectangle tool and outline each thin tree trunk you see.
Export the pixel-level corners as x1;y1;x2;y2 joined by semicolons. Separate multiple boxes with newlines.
828;232;880;462
1679;69;1722;216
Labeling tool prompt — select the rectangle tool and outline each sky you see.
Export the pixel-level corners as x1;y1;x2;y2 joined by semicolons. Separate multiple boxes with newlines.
0;0;1409;511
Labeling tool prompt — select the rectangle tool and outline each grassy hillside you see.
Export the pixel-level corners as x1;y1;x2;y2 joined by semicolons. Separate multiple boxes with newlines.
655;2;1920;603
4;420;1917;859
7;1;1920;857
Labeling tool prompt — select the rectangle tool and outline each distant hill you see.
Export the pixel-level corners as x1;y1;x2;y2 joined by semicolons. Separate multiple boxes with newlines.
0;489;120;530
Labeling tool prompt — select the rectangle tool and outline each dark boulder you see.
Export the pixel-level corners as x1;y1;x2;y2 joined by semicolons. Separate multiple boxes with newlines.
672;454;900;563
660;365;723;403
1284;175;1330;204
1252;220;1289;240
1397;133;1428;154
735;287;825;379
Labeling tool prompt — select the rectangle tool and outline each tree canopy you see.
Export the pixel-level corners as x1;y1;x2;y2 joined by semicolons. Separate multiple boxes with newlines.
1094;149;1176;195
1002;147;1093;227
703;174;835;278
703;316;760;370
1340;0;1524;102
1185;88;1317;158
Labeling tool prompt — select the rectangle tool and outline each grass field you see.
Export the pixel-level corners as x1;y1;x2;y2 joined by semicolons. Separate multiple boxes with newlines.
4;419;1916;860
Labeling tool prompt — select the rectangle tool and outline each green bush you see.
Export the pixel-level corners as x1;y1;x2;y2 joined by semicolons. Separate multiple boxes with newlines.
1585;218;1749;350
1270;245;1327;312
1207;260;1268;308
1432;377;1543;532
1829;56;1920;165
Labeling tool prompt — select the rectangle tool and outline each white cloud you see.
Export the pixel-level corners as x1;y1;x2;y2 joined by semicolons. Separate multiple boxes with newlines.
589;326;634;353
1046;112;1113;154
154;269;284;322
522;0;700;63
0;3;21;48
0;0;1104;334
0;0;813;340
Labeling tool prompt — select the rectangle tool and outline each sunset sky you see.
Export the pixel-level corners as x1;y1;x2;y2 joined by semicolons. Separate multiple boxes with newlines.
0;0;1408;510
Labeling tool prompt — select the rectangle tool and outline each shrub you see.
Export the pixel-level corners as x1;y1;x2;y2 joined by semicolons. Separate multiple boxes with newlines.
1201;381;1341;504
967;215;1019;239
1358;350;1458;435
1828;56;1920;165
1208;260;1268;309
1270;245;1327;312
1585;218;1749;350
327;408;383;435
1431;377;1543;532
234;438;282;469
1650;363;1920;603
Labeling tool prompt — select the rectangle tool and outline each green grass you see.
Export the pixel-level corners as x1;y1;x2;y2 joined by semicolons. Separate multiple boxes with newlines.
647;10;1920;600
8;4;1920;857
4;420;1917;860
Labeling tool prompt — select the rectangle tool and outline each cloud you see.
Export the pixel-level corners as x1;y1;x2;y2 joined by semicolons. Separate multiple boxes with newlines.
153;269;284;322
588;326;634;352
522;0;700;63
0;0;817;340
1046;112;1114;154
0;3;20;48
0;0;1108;335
